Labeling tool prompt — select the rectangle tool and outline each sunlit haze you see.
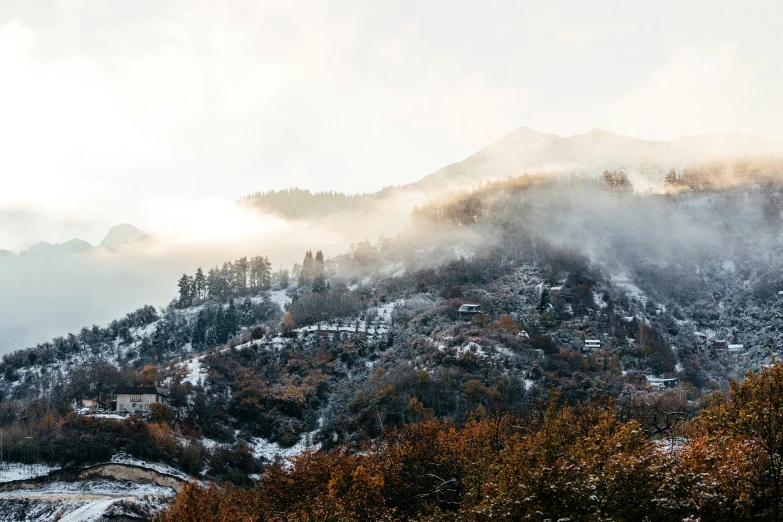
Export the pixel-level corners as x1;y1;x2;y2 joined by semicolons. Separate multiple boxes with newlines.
2;1;783;249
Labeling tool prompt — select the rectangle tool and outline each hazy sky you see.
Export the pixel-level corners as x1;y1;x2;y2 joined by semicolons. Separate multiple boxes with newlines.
2;0;783;249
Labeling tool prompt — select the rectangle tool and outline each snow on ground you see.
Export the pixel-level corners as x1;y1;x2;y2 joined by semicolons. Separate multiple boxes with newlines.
34;479;171;496
132;320;160;339
0;463;59;483
611;273;648;304
0;479;174;522
493;346;515;358
91;413;125;420
250;423;322;464
295;298;408;336
268;289;292;311
654;437;688;454
179;355;207;386
458;341;486;357
110;454;191;481
199;438;221;450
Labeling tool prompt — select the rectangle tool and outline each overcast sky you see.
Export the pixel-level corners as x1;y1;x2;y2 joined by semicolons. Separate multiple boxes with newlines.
2;0;782;249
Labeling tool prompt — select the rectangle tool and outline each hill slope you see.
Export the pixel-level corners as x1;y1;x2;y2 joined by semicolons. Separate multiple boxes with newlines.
416;127;783;191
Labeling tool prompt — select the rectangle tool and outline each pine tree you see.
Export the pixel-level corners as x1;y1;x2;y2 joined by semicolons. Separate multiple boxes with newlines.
205;327;218;348
242;297;254;327
191;310;207;349
214;307;227;344
177;274;193;308
220;262;234;299
193;268;207;300
538;287;551;314
261;256;272;289
206;268;219;299
250;256;272;291
225;300;238;339
234;257;249;293
298;250;315;288
312;273;327;293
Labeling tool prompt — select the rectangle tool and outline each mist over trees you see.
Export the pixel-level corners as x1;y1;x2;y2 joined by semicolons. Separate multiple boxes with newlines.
177;255;272;307
240;188;371;219
4;154;783;518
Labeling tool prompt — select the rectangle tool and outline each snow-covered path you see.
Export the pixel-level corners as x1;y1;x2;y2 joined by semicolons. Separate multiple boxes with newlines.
0;479;174;521
56;496;118;522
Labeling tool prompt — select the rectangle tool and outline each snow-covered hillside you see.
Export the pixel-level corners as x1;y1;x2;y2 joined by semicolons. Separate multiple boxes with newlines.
416;127;783;191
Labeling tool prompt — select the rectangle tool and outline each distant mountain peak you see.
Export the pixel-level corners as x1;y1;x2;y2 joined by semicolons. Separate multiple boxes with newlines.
23;238;93;256
99;224;147;250
415;126;783;190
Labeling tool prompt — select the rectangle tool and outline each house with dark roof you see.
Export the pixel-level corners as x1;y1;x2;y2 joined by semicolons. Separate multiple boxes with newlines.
458;304;481;319
115;386;169;413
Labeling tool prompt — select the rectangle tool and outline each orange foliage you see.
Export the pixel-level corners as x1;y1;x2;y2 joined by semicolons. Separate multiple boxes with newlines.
157;363;783;521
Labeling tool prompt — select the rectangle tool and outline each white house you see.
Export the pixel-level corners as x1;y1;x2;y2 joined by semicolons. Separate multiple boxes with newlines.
645;375;678;391
458;304;481;319
115;387;169;413
583;339;601;352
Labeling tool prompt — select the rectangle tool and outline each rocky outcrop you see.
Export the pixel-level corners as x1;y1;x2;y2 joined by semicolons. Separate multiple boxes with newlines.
0;463;185;493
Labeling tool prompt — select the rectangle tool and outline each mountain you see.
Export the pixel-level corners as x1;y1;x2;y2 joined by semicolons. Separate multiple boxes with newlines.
5;152;783;519
21;238;94;256
99;223;147;250
239;128;783;219
16;224;147;257
415;127;783;190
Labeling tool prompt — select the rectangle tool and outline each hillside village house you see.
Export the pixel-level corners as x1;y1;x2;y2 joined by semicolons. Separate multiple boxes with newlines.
583;339;601;352
645;375;679;392
458;304;481;319
115;387;169;413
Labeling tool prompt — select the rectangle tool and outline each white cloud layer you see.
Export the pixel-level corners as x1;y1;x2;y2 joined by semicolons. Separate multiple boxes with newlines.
1;1;782;248
0;0;782;352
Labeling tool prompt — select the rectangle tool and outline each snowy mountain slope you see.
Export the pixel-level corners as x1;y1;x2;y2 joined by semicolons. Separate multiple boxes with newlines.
415;127;783;191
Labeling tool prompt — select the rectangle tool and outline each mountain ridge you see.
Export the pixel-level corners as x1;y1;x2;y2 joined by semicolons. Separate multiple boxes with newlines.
414;127;783;190
12;224;148;257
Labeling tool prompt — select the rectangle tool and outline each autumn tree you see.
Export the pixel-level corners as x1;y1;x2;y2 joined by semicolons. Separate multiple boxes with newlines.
702;364;783;520
139;365;160;386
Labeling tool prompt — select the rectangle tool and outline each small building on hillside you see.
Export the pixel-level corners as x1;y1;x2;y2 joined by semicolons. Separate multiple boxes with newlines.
645;375;678;392
115;387;169;413
73;397;110;412
81;399;98;411
458;304;482;319
583;339;602;352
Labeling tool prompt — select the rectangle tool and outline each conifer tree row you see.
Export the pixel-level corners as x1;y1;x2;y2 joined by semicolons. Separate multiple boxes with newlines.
177;255;272;307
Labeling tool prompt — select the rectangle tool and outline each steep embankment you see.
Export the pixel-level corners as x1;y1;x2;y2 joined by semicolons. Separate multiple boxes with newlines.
0;462;186;521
